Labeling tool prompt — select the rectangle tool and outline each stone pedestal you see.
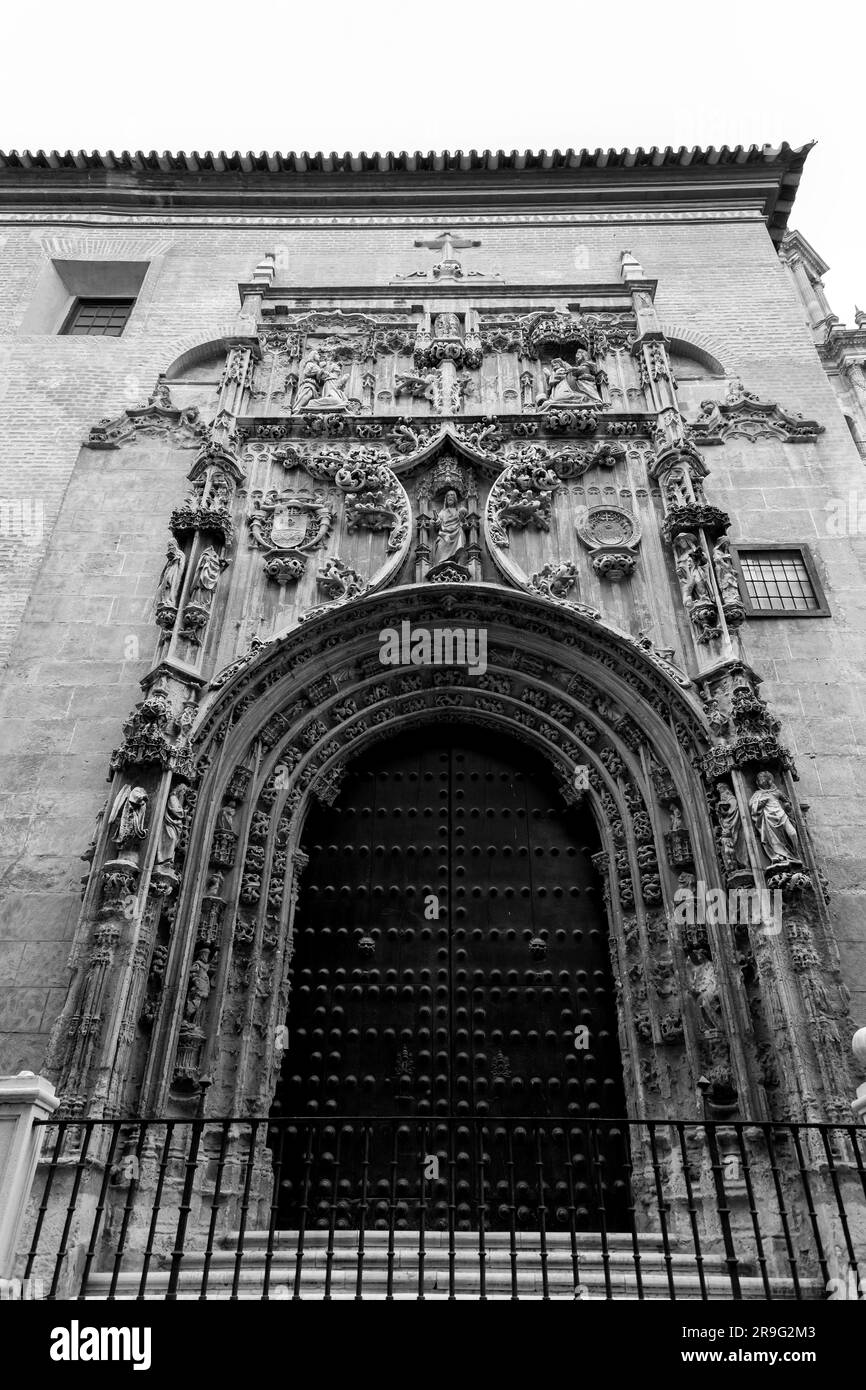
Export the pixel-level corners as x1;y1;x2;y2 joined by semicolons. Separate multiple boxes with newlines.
0;1072;59;1277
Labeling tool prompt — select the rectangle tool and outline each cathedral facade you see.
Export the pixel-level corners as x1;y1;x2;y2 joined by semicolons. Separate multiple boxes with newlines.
0;145;864;1296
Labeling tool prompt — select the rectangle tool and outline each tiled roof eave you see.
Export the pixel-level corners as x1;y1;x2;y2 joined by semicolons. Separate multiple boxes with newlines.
0;142;812;176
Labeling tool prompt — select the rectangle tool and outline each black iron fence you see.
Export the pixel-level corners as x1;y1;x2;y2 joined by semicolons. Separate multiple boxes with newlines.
20;1116;866;1300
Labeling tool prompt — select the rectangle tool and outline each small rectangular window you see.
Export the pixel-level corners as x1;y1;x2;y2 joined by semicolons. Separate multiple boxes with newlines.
61;298;135;337
733;545;828;618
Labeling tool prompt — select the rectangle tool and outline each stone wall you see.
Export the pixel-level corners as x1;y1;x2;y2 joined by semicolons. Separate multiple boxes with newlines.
0;198;864;1072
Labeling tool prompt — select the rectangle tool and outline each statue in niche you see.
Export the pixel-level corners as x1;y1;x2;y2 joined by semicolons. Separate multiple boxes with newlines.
188;546;222;610
749;771;801;865
183;947;213;1028
205;868;225;897
157;540;185;610
109;784;149;860
712;537;742;606
673;532;714;606
688;948;724;1032
537;350;604;408
156;784;187;869
431;489;470;566
716;783;749;871
293;346;350;410
318;359;350;406
219;803;237;834
293;347;325;411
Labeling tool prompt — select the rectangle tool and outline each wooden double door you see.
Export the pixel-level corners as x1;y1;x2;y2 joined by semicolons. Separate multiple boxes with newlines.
271;726;628;1231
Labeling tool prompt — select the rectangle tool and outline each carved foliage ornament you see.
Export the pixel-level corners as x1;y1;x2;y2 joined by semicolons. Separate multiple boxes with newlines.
486;452;561;548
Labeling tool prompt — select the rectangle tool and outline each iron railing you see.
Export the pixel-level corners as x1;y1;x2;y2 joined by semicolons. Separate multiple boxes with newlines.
20;1116;866;1301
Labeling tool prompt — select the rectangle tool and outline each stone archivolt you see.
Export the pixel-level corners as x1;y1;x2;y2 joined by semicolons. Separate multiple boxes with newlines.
59;306;851;1131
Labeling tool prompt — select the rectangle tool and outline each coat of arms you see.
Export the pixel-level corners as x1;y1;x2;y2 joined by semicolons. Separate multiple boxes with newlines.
246;488;335;585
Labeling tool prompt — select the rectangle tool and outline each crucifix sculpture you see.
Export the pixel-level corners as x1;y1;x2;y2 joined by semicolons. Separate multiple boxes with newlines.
400;229;483;281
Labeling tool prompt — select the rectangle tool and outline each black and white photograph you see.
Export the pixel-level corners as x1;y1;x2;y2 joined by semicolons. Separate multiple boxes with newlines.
0;0;863;1368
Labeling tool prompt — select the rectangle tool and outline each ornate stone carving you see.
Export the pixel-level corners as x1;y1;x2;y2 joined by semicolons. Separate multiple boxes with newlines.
292;345;354;413
394;371;436;402
155;540;186;630
179;545;226;643
108;785;148;865
526;561;580;599
395;229;492;282
169;470;235;547
536;351;606;411
711;536;745;627
575;505;640;581
688;381;824;443
247;488;334;585
749;771;802;868
316;557;365;602
155;784;187;872
486;452;560;548
672;532;721;643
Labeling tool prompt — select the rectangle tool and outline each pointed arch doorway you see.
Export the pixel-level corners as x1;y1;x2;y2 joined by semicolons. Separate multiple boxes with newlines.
270;723;628;1232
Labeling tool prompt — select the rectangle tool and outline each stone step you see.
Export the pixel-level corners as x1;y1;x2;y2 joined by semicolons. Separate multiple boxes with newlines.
83;1265;821;1301
82;1231;824;1300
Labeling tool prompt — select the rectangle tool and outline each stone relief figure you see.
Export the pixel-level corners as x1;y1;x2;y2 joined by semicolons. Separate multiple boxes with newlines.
293;347;325;411
537;350;604;408
432;489;470;566
726;376;760;405
109;784;149;858
205;868;225;897
219;803;237;834
673;532;714;606
156;540;185;610
695;398;724;433
716;783;749;871
183;948;213;1028
156;784;187;869
712;536;741;606
188;546;222;610
688;949;724;1032
318;359;350;406
749;771;801;864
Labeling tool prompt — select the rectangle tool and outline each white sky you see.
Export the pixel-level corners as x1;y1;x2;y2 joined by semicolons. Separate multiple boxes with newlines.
1;0;863;319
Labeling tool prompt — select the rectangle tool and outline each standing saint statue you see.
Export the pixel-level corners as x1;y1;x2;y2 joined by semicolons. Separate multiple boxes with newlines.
109;784;149;860
432;489;469;566
157;540;185;610
712;537;742;606
156;784;187;869
716;782;748;871
188;546;222;610
673;532;714;606
183;948;213;1028
749;771;800;864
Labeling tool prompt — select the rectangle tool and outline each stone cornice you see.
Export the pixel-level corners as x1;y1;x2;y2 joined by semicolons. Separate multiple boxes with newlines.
0;143;812;245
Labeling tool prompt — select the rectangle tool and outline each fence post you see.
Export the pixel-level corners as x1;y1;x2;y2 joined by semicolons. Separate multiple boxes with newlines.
0;1072;59;1278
